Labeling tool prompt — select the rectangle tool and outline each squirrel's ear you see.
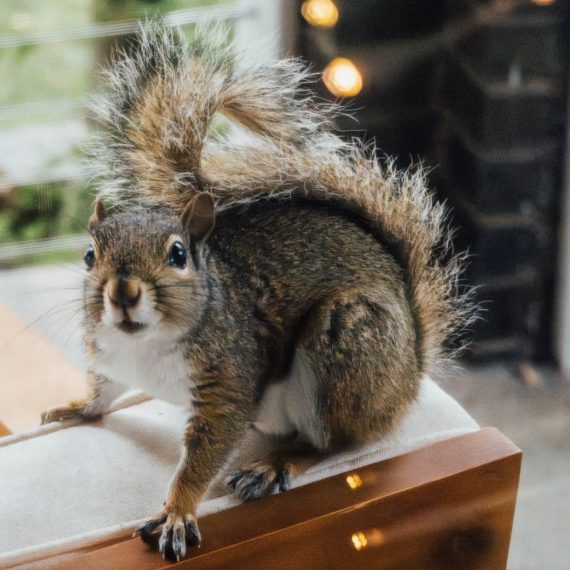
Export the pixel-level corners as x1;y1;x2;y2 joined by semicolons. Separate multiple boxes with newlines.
181;193;215;243
88;199;107;231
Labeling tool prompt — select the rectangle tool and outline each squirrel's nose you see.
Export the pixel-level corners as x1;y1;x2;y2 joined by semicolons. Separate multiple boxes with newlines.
107;276;141;308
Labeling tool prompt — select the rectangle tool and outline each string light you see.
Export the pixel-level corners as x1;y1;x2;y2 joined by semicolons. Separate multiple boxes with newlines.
322;57;363;97
301;0;339;28
346;473;363;489
351;528;386;552
352;531;368;551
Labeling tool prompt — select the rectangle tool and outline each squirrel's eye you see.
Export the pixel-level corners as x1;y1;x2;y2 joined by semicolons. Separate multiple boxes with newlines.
168;241;187;269
84;245;95;269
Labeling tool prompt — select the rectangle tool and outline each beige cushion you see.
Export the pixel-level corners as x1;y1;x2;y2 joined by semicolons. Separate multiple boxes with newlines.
0;377;478;567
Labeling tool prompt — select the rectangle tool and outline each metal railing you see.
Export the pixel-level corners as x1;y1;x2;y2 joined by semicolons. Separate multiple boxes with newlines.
0;5;253;49
0;234;91;262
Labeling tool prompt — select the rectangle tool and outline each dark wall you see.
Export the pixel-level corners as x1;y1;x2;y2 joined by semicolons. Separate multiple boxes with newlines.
297;0;569;362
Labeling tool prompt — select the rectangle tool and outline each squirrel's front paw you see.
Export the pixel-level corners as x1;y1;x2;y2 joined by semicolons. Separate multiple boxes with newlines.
40;403;99;424
136;512;201;561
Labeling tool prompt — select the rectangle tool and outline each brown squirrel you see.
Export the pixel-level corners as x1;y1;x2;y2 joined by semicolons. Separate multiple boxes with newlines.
41;23;473;561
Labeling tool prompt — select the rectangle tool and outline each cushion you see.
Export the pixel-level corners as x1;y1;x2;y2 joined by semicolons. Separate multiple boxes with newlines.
0;377;478;567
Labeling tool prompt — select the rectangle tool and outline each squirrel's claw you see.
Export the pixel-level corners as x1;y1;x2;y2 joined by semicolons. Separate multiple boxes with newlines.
136;512;201;561
226;462;294;502
40;405;85;424
40;403;102;425
135;512;167;543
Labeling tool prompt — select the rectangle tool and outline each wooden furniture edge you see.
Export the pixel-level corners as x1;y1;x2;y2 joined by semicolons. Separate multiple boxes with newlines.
0;421;11;437
43;427;522;570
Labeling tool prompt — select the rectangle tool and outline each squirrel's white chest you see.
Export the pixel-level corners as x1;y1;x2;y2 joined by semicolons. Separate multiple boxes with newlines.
92;332;193;405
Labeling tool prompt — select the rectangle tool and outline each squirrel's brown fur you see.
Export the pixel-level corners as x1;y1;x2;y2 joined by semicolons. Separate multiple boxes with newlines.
91;22;471;375
40;22;476;561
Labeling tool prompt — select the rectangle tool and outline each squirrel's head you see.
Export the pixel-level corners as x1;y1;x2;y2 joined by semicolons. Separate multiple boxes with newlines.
83;193;215;341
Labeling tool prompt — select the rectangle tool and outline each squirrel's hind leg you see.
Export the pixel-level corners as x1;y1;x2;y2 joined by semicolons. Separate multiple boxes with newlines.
224;342;336;502
227;289;421;502
225;431;324;502
298;290;421;447
41;373;126;424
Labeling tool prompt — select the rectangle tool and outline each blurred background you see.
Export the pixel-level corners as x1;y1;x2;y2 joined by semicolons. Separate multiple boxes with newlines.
0;0;568;568
298;0;569;365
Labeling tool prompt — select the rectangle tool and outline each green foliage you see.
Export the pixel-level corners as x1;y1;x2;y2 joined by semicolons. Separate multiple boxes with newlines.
0;0;92;36
0;0;93;125
5;248;84;269
0;181;93;243
0;0;232;265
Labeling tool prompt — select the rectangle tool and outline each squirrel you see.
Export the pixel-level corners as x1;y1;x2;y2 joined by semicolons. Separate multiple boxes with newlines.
41;22;473;561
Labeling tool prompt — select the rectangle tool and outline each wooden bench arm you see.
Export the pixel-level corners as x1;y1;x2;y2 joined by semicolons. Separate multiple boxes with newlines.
53;428;520;570
0;421;11;437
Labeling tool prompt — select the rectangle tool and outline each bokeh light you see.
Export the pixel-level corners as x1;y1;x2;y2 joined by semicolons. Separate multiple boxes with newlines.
352;531;368;551
346;473;363;489
322;57;363;97
301;0;339;28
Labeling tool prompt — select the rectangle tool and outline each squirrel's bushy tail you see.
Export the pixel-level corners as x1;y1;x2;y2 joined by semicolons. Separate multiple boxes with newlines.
91;22;335;203
91;22;475;374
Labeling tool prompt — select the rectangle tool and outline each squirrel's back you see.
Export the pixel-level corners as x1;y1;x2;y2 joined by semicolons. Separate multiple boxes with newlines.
204;199;419;407
212;199;409;301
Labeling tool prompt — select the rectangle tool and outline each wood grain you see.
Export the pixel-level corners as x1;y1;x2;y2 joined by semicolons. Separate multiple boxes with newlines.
0;303;86;432
48;428;520;570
